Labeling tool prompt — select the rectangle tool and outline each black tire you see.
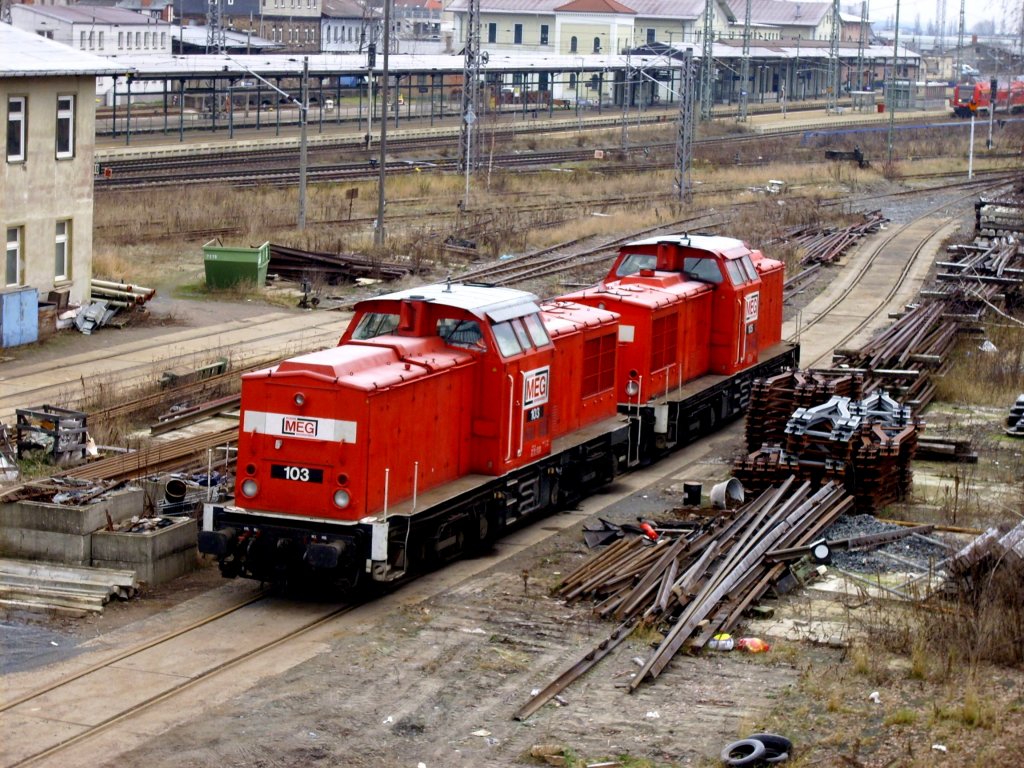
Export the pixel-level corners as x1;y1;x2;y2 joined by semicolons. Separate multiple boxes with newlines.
721;738;767;767
748;733;792;759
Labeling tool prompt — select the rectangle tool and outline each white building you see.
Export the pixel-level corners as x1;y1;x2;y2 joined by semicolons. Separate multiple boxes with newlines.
321;0;380;53
2;24;122;341
10;5;175;57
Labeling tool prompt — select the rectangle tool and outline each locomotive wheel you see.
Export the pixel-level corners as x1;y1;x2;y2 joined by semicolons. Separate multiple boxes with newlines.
548;479;561;509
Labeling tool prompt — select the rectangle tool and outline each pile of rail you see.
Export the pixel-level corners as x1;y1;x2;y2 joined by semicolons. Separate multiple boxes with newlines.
513;478;852;719
269;243;412;284
735;391;918;513
950;519;1024;578
783;210;888;267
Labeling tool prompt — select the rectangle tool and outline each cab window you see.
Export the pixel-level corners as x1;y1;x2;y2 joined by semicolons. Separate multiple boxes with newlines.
352;312;398;339
682;256;723;283
615;253;657;277
523;313;550;347
511;318;531;349
725;260;746;285
492;321;523;357
740;255;759;281
437;317;487;351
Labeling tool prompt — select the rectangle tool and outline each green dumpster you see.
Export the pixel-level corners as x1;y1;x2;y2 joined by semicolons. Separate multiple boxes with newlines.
203;239;270;289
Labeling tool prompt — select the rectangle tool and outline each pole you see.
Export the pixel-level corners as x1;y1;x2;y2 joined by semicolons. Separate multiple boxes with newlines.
987;76;996;150
298;57;308;230
968;113;975;179
375;0;391;245
886;0;900;167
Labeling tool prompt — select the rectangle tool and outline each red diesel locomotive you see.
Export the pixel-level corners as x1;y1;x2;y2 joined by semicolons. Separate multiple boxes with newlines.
199;233;799;590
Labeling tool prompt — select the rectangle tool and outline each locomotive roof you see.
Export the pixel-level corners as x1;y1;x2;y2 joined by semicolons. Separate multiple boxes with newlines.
361;282;541;322
624;233;750;256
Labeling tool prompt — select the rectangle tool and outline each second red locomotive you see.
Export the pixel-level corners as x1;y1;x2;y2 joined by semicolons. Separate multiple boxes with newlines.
199;233;798;590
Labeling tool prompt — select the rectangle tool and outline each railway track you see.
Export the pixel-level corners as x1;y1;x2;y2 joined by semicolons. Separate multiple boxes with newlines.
783;179;1013;368
94;112;972;190
0;311;346;427
0;594;356;768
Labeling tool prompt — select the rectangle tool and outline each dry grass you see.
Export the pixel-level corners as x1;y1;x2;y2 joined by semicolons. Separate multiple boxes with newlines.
934;322;1024;407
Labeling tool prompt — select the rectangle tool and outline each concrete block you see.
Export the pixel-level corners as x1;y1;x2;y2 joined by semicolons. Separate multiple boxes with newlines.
0;527;91;566
91;547;197;586
0;487;145;536
91;517;198;586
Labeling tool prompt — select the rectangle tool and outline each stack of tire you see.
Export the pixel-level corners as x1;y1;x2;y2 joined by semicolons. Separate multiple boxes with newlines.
721;733;792;766
1007;394;1024;437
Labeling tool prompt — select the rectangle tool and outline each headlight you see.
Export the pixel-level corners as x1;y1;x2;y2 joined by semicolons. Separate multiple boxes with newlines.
625;380;640;397
241;479;259;497
333;489;351;508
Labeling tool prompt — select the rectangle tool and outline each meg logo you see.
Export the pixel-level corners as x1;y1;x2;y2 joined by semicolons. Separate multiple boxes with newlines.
744;292;760;323
281;416;318;437
522;366;550;409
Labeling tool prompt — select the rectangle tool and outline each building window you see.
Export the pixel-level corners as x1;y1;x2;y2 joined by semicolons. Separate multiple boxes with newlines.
570;35;577;53
118;31;124;48
55;220;70;281
5;227;21;287
145;31;150;48
126;31;132;48
487;23;496;43
98;31;104;49
88;30;94;48
136;31;141;47
80;31;86;49
647;28;655;44
540;24;548;45
514;24;522;44
56;95;74;159
6;97;26;163
593;36;601;52
161;32;166;47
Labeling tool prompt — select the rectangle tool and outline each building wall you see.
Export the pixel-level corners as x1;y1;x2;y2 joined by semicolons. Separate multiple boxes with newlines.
1;75;96;304
10;6;174;55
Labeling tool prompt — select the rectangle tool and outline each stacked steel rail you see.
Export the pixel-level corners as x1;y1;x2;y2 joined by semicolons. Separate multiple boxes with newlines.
514;478;852;718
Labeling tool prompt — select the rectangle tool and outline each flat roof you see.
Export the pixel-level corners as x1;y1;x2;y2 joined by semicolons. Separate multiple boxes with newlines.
0;24;126;78
105;41;918;80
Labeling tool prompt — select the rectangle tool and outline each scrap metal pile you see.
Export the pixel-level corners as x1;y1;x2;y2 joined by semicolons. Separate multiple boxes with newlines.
72;280;157;334
514;478;852;719
269;244;413;285
736;391;919;513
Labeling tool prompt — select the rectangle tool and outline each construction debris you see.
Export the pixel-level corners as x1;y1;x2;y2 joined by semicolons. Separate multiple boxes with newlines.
0;558;137;617
514;478;853;719
15;405;89;465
